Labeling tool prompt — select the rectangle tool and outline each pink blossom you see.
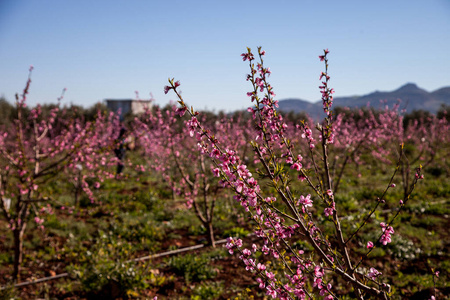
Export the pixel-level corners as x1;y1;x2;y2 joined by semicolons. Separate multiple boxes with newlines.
241;52;254;61
186;117;199;137
256;277;265;288
324;207;334;217
291;162;302;171
298;174;306;181
34;217;44;225
265;271;275;280
242;248;251;256
266;285;277;298
212;168;220;177
298;194;313;208
368;267;381;280
380;222;394;245
175;106;187;117
257;263;266;271
314;266;323;278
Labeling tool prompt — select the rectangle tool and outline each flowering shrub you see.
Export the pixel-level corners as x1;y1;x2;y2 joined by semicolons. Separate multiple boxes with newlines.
165;47;424;299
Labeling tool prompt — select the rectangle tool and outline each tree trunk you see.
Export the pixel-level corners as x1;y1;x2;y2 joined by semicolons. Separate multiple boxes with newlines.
205;221;215;248
12;223;26;281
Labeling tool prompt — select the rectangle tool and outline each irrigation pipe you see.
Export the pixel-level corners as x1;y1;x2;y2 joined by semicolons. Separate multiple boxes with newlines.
5;272;70;289
129;238;228;262
0;238;228;290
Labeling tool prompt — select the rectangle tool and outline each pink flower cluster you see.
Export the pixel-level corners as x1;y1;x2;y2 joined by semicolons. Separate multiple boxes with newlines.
34;217;45;231
380;222;395;245
297;194;313;213
324;200;335;217
300;125;315;149
368;267;382;280
164;80;180;94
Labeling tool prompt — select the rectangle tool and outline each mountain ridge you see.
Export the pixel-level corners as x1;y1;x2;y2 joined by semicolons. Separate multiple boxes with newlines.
278;83;450;116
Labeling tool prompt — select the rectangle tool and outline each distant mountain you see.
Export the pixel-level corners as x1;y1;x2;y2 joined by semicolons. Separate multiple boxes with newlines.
278;83;450;117
276;98;324;118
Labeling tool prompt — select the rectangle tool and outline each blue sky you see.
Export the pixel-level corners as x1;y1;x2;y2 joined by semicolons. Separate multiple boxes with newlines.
0;0;449;112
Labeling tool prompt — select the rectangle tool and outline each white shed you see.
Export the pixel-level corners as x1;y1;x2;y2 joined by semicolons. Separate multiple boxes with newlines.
105;99;152;118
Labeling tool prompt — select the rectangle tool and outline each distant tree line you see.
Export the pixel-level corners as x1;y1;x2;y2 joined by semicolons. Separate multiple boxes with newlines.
0;97;107;127
331;105;450;128
1;96;448;129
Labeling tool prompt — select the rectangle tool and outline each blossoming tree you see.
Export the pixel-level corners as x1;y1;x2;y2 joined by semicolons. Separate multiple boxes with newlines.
164;48;424;299
0;68;120;281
